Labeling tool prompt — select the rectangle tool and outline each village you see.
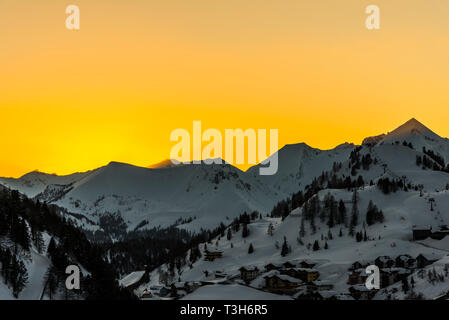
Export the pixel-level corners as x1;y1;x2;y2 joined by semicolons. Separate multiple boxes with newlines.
118;247;447;300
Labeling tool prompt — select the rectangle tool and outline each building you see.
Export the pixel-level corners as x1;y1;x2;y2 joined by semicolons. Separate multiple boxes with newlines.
282;262;296;268
264;271;304;294
416;253;439;268
374;256;394;268
348;284;377;300
395;255;415;268
349;260;371;271
412;225;432;241
430;226;449;240
306;280;334;291
347;268;369;285
298;260;316;269
380;268;411;288
239;266;260;283
204;250;223;261
264;263;282;272
280;268;320;283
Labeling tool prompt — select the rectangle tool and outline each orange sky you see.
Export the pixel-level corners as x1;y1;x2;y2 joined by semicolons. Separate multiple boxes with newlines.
2;0;449;177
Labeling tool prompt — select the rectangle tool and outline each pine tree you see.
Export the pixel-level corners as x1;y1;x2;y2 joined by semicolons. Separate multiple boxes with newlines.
313;240;320;251
281;237;289;257
227;228;232;241
248;243;254;254
338;200;347;226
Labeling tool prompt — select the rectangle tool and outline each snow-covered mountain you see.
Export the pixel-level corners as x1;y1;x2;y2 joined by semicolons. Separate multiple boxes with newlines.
364;118;449;162
0;145;355;233
1;118;449;238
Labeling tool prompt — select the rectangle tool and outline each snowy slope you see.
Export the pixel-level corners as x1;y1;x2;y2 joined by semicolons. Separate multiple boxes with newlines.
145;185;449;300
246;142;355;196
0;170;91;198
181;284;292;300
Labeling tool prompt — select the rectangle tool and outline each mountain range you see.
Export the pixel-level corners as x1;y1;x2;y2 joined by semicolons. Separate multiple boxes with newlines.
1;118;449;236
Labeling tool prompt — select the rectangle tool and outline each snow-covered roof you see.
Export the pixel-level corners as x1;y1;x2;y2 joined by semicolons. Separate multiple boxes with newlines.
119;271;146;288
376;256;393;262
381;267;410;274
294;267;318;273
396;254;413;261
263;270;303;284
239;266;259;272
310;280;333;286
413;225;432;230
416;253;439;260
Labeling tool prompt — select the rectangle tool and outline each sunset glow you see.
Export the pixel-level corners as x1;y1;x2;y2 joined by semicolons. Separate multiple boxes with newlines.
2;0;449;177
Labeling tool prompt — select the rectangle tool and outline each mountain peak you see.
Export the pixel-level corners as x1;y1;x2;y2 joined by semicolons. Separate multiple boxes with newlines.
387;118;439;140
363;118;441;146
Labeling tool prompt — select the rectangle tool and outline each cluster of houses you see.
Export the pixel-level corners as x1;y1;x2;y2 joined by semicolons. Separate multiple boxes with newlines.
237;260;345;300
347;253;440;299
120;250;442;300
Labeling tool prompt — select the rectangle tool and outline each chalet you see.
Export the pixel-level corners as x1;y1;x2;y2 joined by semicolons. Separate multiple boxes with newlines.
349;260;371;271
264;263;282;272
280;268;320;283
239;266;260;283
379;268;411;288
395;254;415;268
416;253;439;268
306;280;334;291
283;261;296;269
412;225;432;241
119;269;149;292
374;256;394;268
430;226;449;240
347;268;369;285
264;270;304;294
204;250;223;261
348;284;377;300
298;260;317;269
